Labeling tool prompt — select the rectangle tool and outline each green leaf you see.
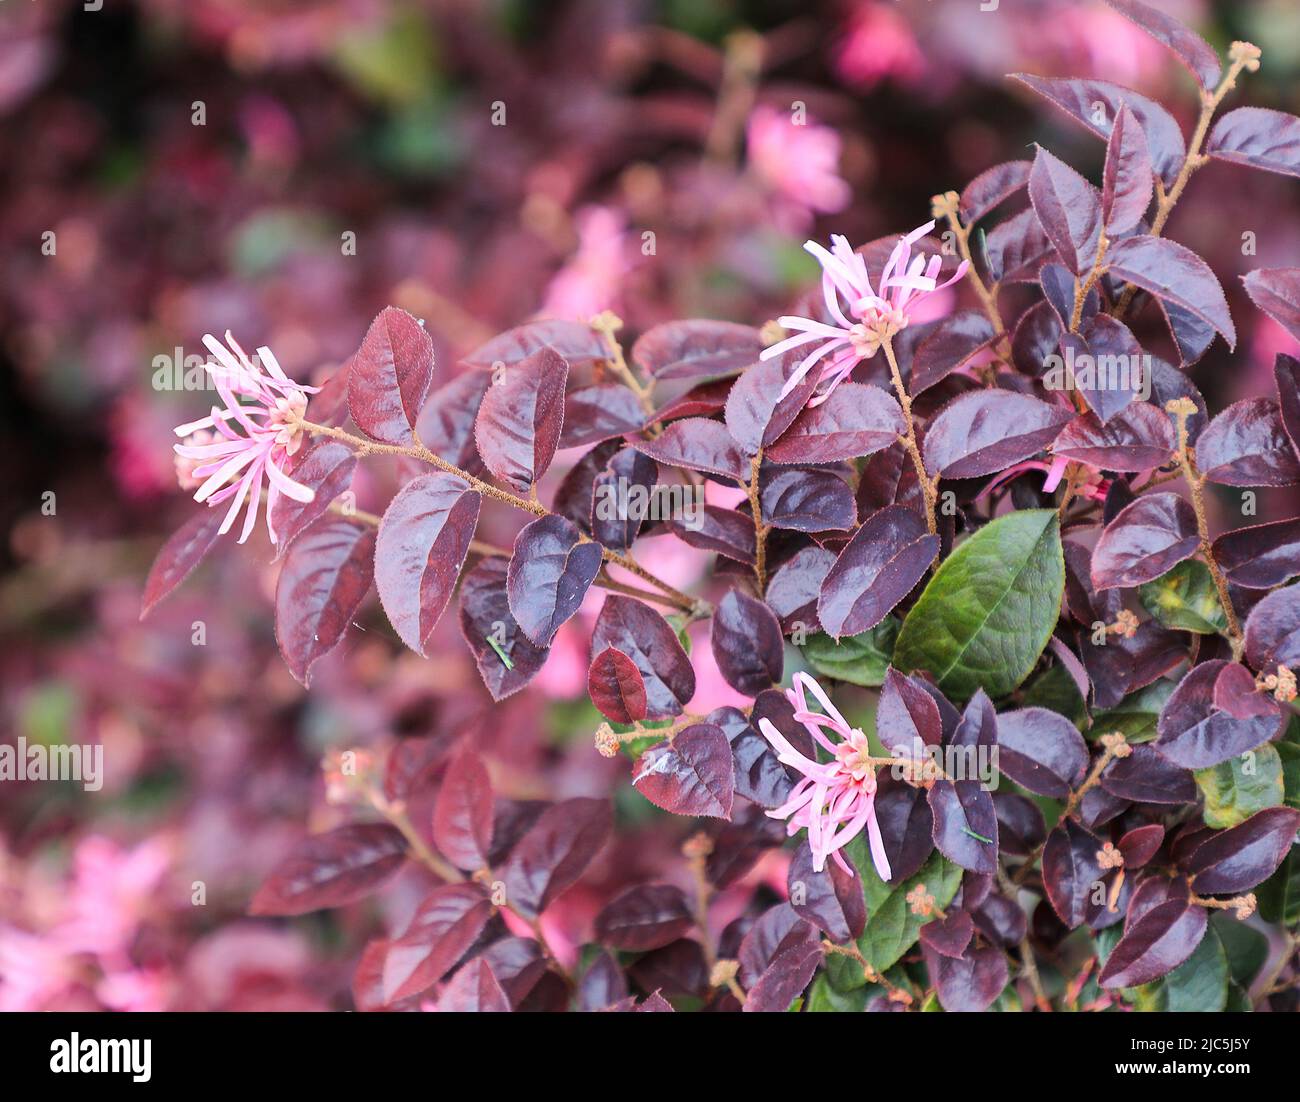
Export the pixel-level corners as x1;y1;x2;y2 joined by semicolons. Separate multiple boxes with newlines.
1211;912;1268;987
853;848;962;972
894;510;1064;701
1257;847;1300;924
1138;559;1229;634
1195;743;1284;828
1135;925;1229;1012
1225;982;1253;1012
1276;740;1300;811
1091;680;1175;743
801;619;898;687
805;975;871;1011
1019;662;1087;723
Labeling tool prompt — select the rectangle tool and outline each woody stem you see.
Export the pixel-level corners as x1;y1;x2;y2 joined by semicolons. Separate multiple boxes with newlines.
747;451;769;593
882;337;938;536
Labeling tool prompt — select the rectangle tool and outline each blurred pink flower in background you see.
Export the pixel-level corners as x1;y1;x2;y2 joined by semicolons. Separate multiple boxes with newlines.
58;835;171;958
542;206;631;320
746;105;851;233
834;2;926;90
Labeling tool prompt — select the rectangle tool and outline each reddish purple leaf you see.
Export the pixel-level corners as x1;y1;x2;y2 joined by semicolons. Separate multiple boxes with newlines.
993;792;1046;857
1105;0;1220;90
1098;897;1208;988
632;417;750;482
140;508;224;619
433;749;494;872
765;382;903;464
503;797;612;920
1244;270;1300;344
724;351;819;453
458;557;550;701
1102;102;1154;233
1213;660;1278;721
577;949;628;1011
348;306;435;446
742;922;823;1013
818;505;938;639
633;724;735;819
1276;352;1300;453
648;377;733;424
1196;397;1300;486
994;707;1089;798
787;843;867;943
924;941;1008;1012
1102;743;1196;804
929;779;999;876
591;446;658;552
381;883;494;1002
959;160;1032;225
666;505;755;563
1117;823;1165;868
1207;107;1300;178
985;206;1058;284
877;667;943;760
1041;818;1104;929
461;318;606;370
415;368;492;476
594;884;694;951
972;893;1027;947
506;515;602;648
1184;808;1300;894
923;390;1071;479
270;441;357;556
559;384;645;449
1090;492;1198;589
375;473;481;657
592;595;695;718
1244;584;1300;675
711;590;783;695
766;545;836;631
437;957;511;1012
1105;235;1236;348
1057;314;1147;423
761;468;855;533
909;311;999;396
919;909;975;959
633;320;764;381
588;646;648;724
474;346;568;490
1028;145;1102;274
250;823;407;916
275;517;375;686
874;773;936;882
1155;658;1286;769
715;690;813;810
1051;402;1175;471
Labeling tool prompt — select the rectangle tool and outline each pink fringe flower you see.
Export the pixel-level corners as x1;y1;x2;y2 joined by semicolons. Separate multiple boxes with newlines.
757;672;892;880
746;105;851;232
172;332;318;544
761;223;968;406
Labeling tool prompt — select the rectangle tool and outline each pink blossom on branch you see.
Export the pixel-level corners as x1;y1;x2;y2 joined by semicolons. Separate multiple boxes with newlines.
757;672;892;881
745;105;851;232
760;223;968;406
172;332;318;544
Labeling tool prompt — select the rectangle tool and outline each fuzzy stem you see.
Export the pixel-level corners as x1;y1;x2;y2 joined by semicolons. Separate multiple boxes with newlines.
932;191;1010;360
590;311;655;415
747;450;769;593
882;337;938;536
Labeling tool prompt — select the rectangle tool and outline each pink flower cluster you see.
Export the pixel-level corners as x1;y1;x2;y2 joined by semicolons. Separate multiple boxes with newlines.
745;105;851;232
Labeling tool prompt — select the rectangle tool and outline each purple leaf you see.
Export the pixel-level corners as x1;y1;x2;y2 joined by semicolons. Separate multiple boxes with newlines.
594;884;695;951
1105;0;1221;90
559;384;645;449
461;319;606;370
375;473;481;656
140;508;224;619
874;773;936;882
458;557;550;701
1090;492;1198;589
270;441;357;556
1244;270;1300;344
1196;397;1300;486
924;941;1008;1012
1028;145;1102;274
577;949;627;1011
1156;659;1285;769
1010;74;1186;186
743;929;823;1013
249;823;406;916
909;311;999;396
929;779;999;875
591;447;658;552
787;843;867;943
919;909;975;959
506;515;602;648
1184;808;1300;894
1244;584;1300;675
503;797;612;920
632;417;750;482
348;307;435;446
275;517;375;686
765;382;903;464
1102;102;1154;234
994;707;1089;798
724;351;819;453
1118;824;1165;868
817;505;938;639
761;469;856;533
877;666;943;759
633;724;735;819
959;160;1032;224
1098;897;1208;988
1276;352;1300;454
985;207;1057;284
993;792;1046;857
437;958;511;1012
972;892;1027;947
381;884;494;1003
711;590;783;694
632;319;764;381
1105;236;1236;348
415;369;492;476
922;389;1071;478
1102;743;1197;804
474;346;568;490
1056;314;1146;423
1051;402;1175;471
1041;818;1104;929
715;690;812;810
648;378;733;424
666;505;755;563
588;647;648;724
433;750;494;872
766;546;836;631
1207;107;1300;178
592;595;695;718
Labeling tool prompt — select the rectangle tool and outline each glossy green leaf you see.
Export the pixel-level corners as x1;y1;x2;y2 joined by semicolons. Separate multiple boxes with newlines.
1211;912;1268;988
1091;680;1175;743
1135;925;1229;1012
853;847;962;972
894;510;1064;701
801;619;898;687
1138;560;1228;634
805;975;871;1011
1020;663;1088;724
1195;743;1285;828
1257;848;1300;924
